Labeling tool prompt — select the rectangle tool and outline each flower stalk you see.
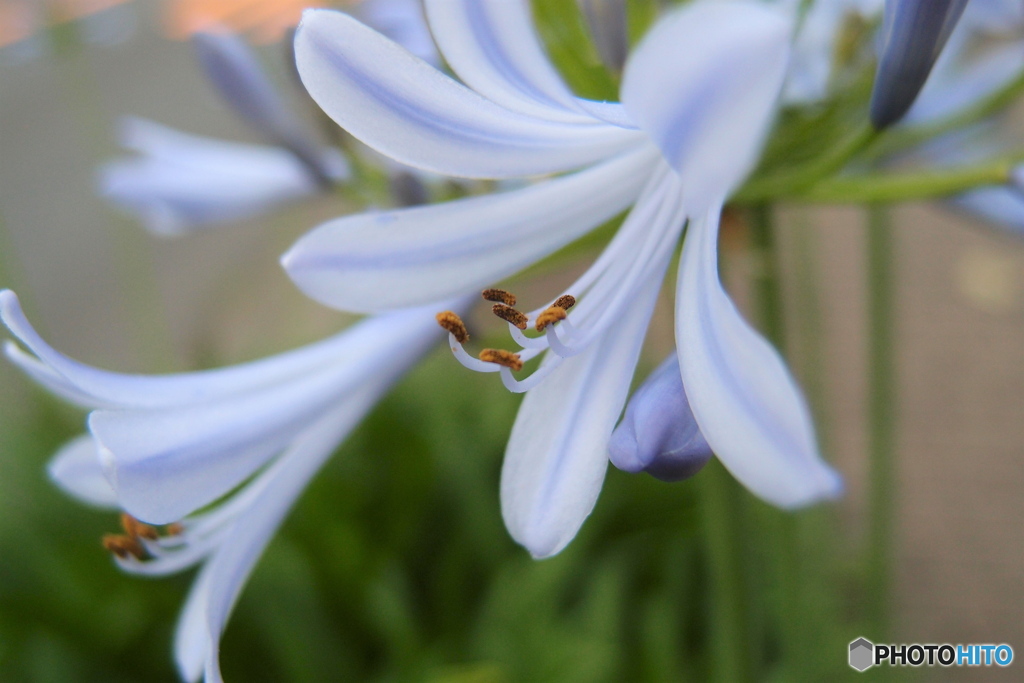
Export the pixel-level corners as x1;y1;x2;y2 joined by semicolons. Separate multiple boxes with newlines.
749;204;810;679
793;158;1021;203
700;460;757;683
866;204;897;638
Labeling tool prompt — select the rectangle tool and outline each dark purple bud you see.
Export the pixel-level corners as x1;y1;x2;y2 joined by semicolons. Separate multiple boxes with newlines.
389;171;429;207
609;354;713;482
192;31;336;187
577;0;629;74
870;0;969;129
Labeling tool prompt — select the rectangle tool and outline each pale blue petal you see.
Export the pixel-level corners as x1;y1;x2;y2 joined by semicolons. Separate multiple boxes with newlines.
1;288;402;409
174;399;375;683
620;1;791;214
676;207;842;508
88;303;447;524
905;38;1024;125
501;272;663;558
47;435;119;509
608;355;713;482
4;341;111;409
950;185;1024;237
959;0;1024;30
425;0;629;124
294;9;641;179
283;145;658;312
355;0;439;65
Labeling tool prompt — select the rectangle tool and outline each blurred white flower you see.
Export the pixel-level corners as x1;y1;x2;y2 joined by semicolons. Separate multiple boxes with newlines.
101;0;436;236
99;117;347;236
284;0;842;559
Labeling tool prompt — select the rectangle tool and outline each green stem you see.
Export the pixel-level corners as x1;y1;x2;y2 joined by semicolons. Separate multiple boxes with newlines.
701;461;755;683
788;210;844;678
738;124;879;201
865;206;897;638
788;158;1017;203
749;205;785;346
790;209;829;441
749;205;807;679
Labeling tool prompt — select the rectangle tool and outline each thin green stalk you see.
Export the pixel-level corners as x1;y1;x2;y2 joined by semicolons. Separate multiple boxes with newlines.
749;205;807;679
865;205;896;639
749;205;785;346
788;210;850;678
738;124;879;201
790;209;829;443
700;461;755;683
739;66;1024;204
791;159;1018;203
698;213;774;682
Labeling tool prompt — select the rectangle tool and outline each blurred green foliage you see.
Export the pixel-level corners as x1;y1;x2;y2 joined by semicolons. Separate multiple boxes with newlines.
0;348;876;682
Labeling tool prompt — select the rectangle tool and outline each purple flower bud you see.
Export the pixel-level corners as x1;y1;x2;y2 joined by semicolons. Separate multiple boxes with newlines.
870;0;969;129
577;0;629;74
609;355;713;482
192;31;335;186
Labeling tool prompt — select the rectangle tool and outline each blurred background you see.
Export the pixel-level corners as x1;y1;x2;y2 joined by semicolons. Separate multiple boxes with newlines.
0;1;1022;681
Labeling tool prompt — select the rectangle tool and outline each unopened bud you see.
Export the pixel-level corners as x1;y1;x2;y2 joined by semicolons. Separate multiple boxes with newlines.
869;0;969;129
577;0;629;74
192;31;339;185
609;355;713;482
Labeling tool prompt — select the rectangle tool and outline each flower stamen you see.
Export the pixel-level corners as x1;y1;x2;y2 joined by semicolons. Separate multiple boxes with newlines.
535;305;568;331
479;348;523;372
553;294;576;310
103;533;148;560
435;311;469;343
482;288;517;306
121;512;159;541
492;303;528;330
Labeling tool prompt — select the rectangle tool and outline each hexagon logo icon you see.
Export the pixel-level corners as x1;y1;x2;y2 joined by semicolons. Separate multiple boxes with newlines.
849;637;875;671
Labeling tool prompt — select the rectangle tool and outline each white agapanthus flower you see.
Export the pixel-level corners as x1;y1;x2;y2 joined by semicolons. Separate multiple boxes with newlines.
283;0;844;559
1;288;461;683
